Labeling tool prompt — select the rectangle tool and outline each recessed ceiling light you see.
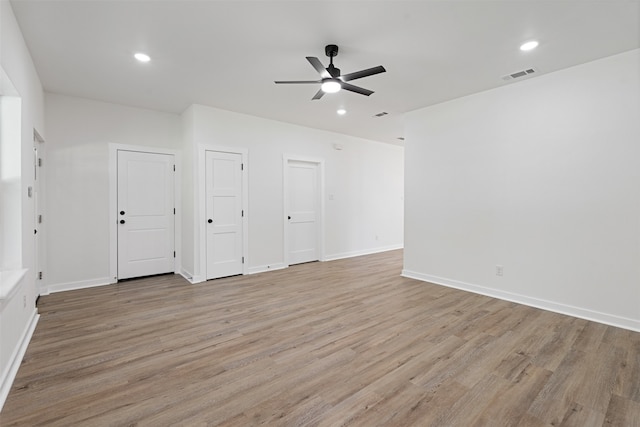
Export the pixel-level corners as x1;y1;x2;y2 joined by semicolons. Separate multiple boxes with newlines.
337;109;346;115
520;41;539;51
134;53;151;62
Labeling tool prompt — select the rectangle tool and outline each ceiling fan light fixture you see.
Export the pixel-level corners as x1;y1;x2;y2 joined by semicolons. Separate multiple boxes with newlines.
321;79;342;93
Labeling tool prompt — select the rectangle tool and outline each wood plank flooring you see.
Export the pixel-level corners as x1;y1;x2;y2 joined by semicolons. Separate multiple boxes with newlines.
2;250;639;426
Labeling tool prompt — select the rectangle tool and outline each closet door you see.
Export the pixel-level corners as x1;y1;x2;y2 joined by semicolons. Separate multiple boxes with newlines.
205;150;243;280
117;150;174;279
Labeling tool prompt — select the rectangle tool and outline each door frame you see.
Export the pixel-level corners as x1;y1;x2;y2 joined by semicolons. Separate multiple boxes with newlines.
108;144;181;283
197;144;248;283
283;154;325;267
33;128;45;294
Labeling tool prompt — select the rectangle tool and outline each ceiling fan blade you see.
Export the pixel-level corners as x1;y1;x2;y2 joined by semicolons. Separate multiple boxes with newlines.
341;82;374;96
341;65;386;82
306;57;330;78
311;89;325;100
274;80;321;84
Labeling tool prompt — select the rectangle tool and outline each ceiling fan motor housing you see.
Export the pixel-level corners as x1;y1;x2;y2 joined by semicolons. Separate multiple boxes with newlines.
325;44;339;58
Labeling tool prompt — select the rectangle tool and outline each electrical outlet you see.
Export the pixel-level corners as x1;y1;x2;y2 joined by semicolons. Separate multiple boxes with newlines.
496;265;504;276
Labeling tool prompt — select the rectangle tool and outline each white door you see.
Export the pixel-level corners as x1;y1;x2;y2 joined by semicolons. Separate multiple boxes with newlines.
117;150;175;280
205;151;243;280
286;160;320;265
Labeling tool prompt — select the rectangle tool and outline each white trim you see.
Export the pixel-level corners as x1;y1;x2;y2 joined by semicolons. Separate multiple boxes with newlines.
197;144;249;280
282;154;326;267
33;129;47;296
246;262;288;275
190;274;206;284
179;268;195;284
0;309;39;411
324;244;403;262
402;269;640;333
44;277;113;294
108;144;182;282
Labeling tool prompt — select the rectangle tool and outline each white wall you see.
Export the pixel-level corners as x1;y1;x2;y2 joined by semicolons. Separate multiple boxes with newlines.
43;96;404;287
404;49;640;331
0;0;44;409
44;94;181;291
189;105;404;279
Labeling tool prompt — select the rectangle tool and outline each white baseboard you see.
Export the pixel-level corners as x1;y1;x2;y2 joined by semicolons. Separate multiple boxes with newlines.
45;277;115;294
246;245;404;275
190;246;403;279
188;274;206;284
324;244;403;262
188;263;288;281
246;263;288;275
402;269;640;333
179;268;196;284
0;309;39;411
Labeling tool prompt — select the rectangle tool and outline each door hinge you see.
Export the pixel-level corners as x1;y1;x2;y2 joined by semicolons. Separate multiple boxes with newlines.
242;256;245;264
174;251;176;258
38;214;43;223
38;158;43;167
38;271;43;280
173;164;175;171
241;163;244;171
173;208;176;214
241;210;244;217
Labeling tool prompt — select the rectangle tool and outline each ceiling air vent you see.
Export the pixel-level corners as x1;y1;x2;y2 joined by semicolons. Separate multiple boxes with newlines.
502;68;538;81
374;111;389;117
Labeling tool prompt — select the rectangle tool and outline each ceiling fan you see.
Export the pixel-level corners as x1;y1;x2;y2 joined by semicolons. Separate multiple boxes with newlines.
275;44;386;100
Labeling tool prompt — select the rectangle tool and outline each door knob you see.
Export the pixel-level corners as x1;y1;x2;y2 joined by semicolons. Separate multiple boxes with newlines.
288;216;291;220
208;219;213;223
120;211;125;215
120;219;125;224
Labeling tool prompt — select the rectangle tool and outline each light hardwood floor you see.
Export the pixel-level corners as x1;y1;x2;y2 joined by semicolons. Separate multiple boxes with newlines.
1;250;639;426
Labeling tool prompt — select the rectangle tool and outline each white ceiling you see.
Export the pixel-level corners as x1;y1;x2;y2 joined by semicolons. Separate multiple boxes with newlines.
10;0;640;145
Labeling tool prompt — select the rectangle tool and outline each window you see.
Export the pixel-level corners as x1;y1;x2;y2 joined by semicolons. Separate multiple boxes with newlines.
0;66;23;278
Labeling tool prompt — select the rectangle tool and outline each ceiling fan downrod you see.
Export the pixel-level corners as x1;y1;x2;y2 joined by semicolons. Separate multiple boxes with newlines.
325;44;340;78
